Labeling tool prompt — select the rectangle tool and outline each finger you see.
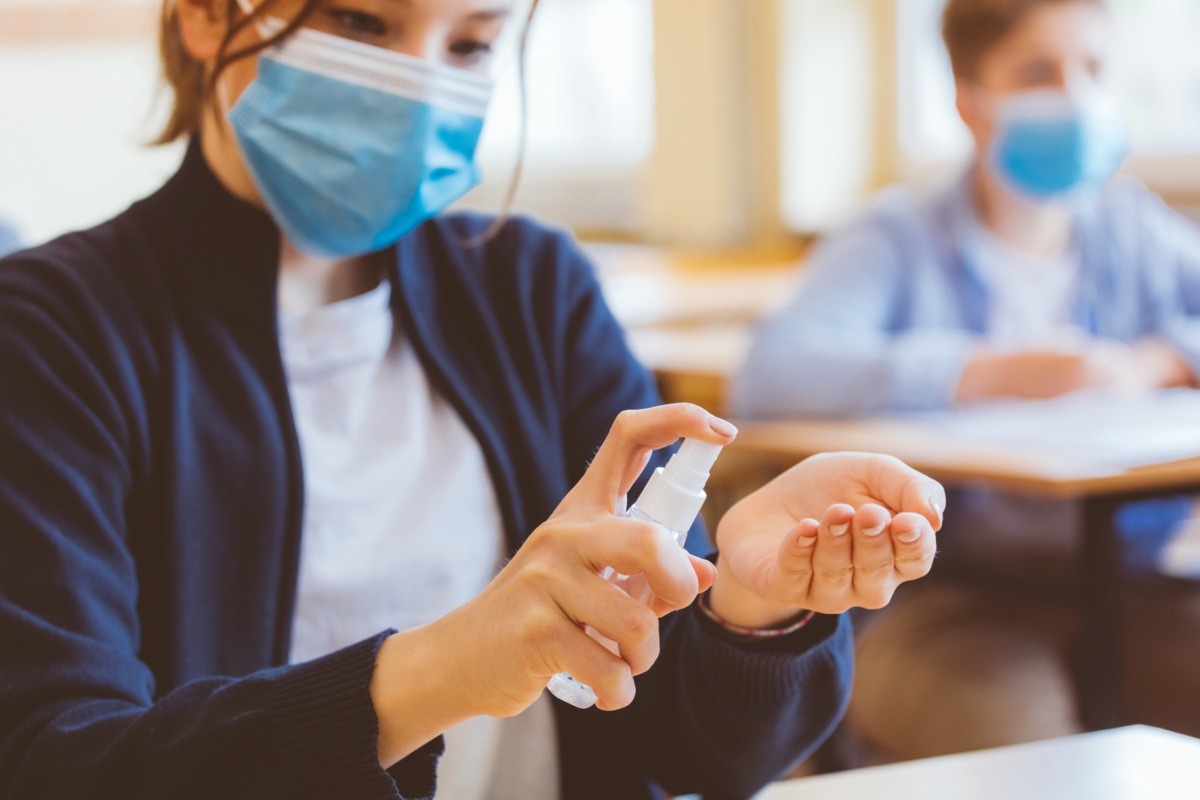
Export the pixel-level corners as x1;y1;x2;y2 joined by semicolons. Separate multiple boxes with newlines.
546;625;637;711
889;511;937;581
811;503;856;594
867;456;946;531
645;554;716;617
554;571;662;677
851;503;897;608
774;517;819;583
580;517;700;613
754;516;820;607
689;554;717;594
572;404;737;512
618;450;654;505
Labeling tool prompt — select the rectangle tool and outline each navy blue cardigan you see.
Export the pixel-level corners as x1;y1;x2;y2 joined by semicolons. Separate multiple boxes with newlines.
0;143;853;800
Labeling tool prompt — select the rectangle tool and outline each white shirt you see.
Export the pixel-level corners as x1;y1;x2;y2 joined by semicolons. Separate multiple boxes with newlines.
967;222;1084;348
281;280;558;799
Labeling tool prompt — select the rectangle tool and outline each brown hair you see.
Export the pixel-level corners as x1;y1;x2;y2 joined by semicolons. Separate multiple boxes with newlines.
156;0;320;144
941;0;1105;80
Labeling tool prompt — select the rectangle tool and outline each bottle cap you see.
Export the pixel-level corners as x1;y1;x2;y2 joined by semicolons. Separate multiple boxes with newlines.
631;438;724;536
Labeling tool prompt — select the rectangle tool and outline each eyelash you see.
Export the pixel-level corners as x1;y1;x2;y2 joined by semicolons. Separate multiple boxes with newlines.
450;40;494;65
327;9;386;37
324;9;494;65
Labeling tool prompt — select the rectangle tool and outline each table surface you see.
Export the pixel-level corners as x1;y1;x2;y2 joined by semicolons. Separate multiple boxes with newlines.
727;415;1200;499
728;411;1200;498
626;324;1200;498
754;726;1200;800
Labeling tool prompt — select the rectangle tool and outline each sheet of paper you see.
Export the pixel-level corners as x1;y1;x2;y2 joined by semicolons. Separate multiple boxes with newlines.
905;389;1200;470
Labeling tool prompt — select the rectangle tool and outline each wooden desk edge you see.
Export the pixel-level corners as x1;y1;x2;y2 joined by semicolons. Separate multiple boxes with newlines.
725;422;1200;499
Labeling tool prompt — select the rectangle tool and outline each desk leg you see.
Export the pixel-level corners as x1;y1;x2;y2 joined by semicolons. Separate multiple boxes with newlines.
1077;494;1126;730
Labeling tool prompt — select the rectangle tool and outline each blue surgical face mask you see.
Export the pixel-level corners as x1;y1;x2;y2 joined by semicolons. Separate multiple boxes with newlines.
987;88;1128;202
226;13;494;257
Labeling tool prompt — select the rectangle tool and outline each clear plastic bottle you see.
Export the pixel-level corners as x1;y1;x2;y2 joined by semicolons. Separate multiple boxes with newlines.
546;438;724;709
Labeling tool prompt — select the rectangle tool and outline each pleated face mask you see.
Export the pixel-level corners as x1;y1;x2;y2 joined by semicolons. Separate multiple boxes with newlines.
988;88;1128;202
226;10;494;257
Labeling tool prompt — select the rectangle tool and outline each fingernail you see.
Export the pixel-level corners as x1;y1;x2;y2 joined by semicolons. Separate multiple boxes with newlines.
929;498;945;525
796;533;818;547
709;416;738;437
829;522;850;537
896;526;922;543
861;524;885;537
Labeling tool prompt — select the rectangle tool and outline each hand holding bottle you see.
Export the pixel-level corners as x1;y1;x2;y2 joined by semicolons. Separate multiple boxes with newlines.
369;404;735;767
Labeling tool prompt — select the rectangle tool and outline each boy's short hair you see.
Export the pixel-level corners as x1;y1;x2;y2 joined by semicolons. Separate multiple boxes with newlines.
941;0;1106;80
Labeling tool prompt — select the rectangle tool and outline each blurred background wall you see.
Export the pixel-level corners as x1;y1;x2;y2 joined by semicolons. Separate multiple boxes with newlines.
3;0;1199;251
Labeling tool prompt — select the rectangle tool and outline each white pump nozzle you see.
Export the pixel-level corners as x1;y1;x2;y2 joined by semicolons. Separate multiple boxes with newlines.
630;438;724;539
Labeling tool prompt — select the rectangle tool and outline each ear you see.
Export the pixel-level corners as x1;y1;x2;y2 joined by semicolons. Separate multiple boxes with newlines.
175;0;230;62
954;77;990;152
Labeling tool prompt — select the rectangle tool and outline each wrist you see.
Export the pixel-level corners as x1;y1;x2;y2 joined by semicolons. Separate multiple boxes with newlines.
370;625;473;769
708;554;809;630
697;590;815;639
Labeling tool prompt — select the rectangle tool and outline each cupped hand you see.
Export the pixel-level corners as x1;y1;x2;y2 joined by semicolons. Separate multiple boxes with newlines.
710;452;945;625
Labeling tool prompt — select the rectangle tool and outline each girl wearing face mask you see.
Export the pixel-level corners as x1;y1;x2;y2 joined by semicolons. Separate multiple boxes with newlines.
0;1;950;798
734;0;1200;763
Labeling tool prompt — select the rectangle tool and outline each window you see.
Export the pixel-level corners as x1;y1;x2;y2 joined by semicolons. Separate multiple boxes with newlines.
462;0;657;233
0;1;184;247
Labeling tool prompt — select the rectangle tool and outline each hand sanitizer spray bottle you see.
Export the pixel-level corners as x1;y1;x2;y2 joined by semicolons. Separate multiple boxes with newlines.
547;438;724;709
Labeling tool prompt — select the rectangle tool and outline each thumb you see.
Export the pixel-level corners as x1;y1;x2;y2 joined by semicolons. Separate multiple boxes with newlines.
568;404;736;513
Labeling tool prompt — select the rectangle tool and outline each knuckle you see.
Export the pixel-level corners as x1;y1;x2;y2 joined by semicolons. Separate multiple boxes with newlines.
818;565;855;586
513;605;559;648
600;661;635;699
855;558;896;580
623;604;659;643
633;521;671;563
523;524;568;557
516;558;558;592
676;402;710;428
779;558;815;581
859;585;896;610
895;553;934;577
610;409;638;439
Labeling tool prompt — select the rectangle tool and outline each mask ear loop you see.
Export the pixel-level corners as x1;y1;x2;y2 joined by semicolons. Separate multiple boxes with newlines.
217;0;290;115
235;0;287;39
464;0;540;248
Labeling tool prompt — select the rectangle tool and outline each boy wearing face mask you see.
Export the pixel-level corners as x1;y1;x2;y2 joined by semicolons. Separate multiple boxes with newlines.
733;0;1200;760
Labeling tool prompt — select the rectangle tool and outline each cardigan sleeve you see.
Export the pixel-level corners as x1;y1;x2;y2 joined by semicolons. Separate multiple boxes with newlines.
551;236;855;798
0;259;435;800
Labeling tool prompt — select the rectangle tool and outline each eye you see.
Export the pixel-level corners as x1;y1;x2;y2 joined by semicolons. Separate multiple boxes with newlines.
449;39;494;66
1014;59;1060;88
326;8;387;38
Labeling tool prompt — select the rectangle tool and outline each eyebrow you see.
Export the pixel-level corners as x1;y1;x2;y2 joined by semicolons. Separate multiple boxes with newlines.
466;8;512;22
386;0;511;21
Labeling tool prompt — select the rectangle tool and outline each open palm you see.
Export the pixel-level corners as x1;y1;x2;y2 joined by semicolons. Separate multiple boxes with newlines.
714;452;945;616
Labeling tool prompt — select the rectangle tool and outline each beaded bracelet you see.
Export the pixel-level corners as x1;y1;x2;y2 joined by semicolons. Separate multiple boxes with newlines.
696;591;816;640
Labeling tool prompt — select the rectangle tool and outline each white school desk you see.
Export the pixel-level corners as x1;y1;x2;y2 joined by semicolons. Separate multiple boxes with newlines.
754;726;1200;800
